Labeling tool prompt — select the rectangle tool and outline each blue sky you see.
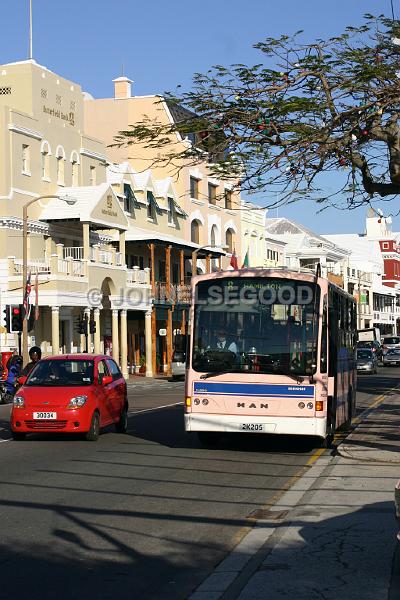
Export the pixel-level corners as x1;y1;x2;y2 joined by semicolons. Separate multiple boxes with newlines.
0;0;397;234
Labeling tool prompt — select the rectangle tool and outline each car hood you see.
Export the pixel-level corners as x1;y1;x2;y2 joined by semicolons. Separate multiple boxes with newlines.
18;385;92;408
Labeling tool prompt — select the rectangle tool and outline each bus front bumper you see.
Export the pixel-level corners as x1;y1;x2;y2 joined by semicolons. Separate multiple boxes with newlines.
184;413;327;438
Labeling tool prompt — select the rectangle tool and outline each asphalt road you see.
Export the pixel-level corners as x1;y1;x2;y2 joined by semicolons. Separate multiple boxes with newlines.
0;369;398;600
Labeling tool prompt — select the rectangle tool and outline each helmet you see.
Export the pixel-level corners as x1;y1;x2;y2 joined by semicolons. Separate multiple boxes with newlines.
29;346;42;359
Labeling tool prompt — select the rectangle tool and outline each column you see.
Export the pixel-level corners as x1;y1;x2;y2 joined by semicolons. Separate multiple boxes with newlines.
151;308;157;375
145;310;153;377
83;222;90;261
191;250;197;277
167;308;173;377
51;306;60;355
120;309;128;378
218;256;222;271
179;249;185;285
93;308;101;354
112;308;120;364
206;253;211;274
119;230;126;266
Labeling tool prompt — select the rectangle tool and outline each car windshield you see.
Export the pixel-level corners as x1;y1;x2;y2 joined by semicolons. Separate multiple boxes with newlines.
357;350;372;360
383;337;400;345
192;277;320;375
26;359;94;386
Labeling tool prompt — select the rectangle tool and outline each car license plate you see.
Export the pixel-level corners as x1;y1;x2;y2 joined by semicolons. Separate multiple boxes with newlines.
241;423;264;432
33;412;57;420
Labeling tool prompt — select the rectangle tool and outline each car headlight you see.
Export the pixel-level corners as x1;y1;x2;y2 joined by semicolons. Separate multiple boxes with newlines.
67;395;88;408
13;396;25;407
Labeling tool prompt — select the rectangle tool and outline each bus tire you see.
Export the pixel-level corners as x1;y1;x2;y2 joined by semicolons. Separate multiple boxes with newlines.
197;432;220;448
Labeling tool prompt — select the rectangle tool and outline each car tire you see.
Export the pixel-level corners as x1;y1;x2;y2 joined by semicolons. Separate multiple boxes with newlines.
115;405;128;434
12;431;26;441
85;412;100;441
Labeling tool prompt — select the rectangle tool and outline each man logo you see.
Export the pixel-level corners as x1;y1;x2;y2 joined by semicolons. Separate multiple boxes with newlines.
106;195;113;209
237;402;269;409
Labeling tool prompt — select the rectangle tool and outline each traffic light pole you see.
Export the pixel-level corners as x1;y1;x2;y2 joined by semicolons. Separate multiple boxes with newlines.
22;202;29;366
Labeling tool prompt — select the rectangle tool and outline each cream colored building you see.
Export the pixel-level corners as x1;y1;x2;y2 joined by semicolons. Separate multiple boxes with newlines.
240;201;267;267
83;76;242;272
0;59;155;377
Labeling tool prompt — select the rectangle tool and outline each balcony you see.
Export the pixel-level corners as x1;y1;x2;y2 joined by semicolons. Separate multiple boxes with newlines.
154;282;191;304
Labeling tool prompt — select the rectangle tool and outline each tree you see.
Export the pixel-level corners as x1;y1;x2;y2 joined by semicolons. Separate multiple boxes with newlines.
113;15;400;212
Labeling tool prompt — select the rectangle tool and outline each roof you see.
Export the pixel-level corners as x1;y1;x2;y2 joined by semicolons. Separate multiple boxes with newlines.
40;184;129;230
323;234;383;272
122;226;225;254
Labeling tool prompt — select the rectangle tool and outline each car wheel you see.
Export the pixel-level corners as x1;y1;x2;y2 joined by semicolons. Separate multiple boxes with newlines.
85;412;100;442
115;405;128;434
12;431;26;441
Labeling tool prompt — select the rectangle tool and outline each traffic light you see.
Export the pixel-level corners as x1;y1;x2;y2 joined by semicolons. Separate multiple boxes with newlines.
75;314;88;335
89;319;96;334
10;305;23;333
3;305;11;333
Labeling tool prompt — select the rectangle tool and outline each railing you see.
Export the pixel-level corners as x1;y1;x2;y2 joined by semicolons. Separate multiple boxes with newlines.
63;246;83;260
99;250;112;264
13;259;50;274
115;251;122;266
154;282;191;303
127;267;150;285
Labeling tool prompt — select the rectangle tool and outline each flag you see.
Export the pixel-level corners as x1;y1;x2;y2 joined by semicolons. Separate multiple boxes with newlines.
230;249;238;270
242;249;249;268
34;272;39;321
24;270;32;318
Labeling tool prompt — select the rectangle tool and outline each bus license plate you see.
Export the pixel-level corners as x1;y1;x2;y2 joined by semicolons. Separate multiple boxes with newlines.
241;423;264;432
33;412;57;420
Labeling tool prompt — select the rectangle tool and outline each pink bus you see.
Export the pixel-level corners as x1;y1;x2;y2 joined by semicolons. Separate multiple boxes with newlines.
184;268;357;447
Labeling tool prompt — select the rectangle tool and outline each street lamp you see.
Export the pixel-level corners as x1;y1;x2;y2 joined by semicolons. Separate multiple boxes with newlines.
191;243;228;276
22;194;77;364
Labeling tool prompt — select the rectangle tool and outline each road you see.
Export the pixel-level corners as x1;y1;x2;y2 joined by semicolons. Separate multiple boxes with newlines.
0;369;397;600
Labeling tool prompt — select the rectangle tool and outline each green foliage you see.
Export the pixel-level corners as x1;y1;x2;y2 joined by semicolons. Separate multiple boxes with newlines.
113;15;400;211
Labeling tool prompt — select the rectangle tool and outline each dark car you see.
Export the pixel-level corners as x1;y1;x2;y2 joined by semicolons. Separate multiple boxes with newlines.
356;340;383;362
357;348;378;374
382;348;400;366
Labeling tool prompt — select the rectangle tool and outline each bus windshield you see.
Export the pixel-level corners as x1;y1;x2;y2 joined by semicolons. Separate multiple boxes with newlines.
192;277;320;376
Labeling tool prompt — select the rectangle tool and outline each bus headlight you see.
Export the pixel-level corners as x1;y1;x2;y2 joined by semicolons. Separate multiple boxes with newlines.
298;402;305;409
202;399;209;405
194;398;200;405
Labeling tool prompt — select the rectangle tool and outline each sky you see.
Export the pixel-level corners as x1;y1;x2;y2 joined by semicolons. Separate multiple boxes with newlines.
0;0;397;235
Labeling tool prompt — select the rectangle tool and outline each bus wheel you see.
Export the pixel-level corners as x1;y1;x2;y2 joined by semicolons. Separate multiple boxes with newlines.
197;432;220;448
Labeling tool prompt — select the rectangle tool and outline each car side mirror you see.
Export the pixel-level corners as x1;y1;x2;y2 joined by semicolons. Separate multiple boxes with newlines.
17;376;27;386
101;375;113;386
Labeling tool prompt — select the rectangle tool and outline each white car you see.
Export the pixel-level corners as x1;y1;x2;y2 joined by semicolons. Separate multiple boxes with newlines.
171;349;186;380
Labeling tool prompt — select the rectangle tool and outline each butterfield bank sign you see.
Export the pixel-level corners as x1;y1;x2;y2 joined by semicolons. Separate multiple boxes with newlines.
43;105;75;126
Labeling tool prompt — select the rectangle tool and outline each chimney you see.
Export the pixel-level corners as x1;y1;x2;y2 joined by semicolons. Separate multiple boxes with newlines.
113;76;133;99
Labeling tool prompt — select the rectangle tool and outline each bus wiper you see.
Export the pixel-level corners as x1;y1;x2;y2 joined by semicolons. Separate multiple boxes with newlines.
200;370;231;380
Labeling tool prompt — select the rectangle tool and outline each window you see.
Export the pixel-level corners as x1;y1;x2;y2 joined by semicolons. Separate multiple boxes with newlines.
41;148;50;180
97;359;109;384
147;191;154;220
224;189;233;209
57;156;65;185
168;197;174;224
190;177;199;199
22;144;30;174
383;242;389;250
158;260;166;281
226;228;234;253
105;359;122;381
90;166;96;186
191;220;200;244
123;184;137;213
208;183;217;205
210;225;217;247
72;160;79;186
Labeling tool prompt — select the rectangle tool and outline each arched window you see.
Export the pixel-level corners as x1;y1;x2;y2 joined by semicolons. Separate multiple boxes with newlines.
226;228;235;253
56;146;66;186
70;151;80;186
41;141;51;180
191;220;200;244
210;225;217;247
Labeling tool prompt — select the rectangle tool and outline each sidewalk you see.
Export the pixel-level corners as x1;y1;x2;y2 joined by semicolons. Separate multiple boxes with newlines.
190;390;400;600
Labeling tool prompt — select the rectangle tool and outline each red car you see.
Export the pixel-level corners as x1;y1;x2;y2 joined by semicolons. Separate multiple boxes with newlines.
10;354;128;441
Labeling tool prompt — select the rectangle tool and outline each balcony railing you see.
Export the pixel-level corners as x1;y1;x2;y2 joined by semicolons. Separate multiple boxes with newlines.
63;246;83;260
154;282;191;303
127;267;151;285
13;259;50;274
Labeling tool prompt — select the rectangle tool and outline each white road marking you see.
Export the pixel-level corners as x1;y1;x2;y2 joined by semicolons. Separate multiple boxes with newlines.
128;401;183;416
